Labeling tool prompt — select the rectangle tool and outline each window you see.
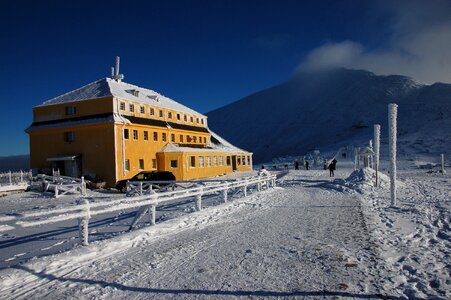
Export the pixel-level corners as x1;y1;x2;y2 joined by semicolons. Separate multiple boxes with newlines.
199;136;202;143
190;116;194;122
139;159;144;170
177;114;180;120
144;131;148;140
247;156;251;165
133;130;138;140
168;112;172;119
238;156;241;165
180;135;184;143
170;160;177;168
124;129;129;139
196;118;199;124
226;156;231;166
64;131;75;143
193;136;197;143
65;106;76;115
171;133;175;142
150;108;155;116
203;137;207;143
242;156;246;165
153;132;158;141
162;133;166;142
152;159;157;169
190;156;196;167
140;106;145;114
159;110;163;117
206;156;211;167
120;102;125;111
184;115;187;122
219;156;224;166
199;156;204;167
129;104;134;112
201;119;204;125
213;156;217;166
124;159;130;171
187;135;192;143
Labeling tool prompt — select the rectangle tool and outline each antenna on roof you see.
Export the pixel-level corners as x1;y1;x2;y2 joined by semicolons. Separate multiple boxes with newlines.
111;56;124;82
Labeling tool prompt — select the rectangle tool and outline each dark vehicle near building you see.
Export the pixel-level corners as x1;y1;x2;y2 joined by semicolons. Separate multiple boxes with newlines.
116;171;176;192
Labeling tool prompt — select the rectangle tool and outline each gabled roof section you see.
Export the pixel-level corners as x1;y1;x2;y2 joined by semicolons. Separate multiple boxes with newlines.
39;78;203;116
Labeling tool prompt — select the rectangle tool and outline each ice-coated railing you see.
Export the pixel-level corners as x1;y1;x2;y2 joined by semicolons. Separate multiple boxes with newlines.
0;174;277;246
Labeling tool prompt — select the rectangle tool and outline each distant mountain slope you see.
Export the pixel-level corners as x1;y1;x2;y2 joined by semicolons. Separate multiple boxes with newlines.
207;68;451;162
0;155;30;172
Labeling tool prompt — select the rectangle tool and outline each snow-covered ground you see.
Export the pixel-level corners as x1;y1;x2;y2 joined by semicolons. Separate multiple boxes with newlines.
0;161;449;299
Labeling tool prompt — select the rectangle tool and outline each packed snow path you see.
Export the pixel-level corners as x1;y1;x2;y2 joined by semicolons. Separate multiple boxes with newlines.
0;169;401;299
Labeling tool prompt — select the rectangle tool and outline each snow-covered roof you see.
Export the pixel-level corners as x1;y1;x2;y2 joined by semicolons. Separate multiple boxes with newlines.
39;78;204;117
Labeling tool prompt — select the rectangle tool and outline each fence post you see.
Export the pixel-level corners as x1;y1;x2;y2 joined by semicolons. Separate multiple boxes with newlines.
374;124;381;187
441;154;446;174
150;204;156;225
78;198;90;246
195;186;202;211
243;185;247;197
223;186;228;203
54;185;59;198
20;170;23;183
80;176;87;196
272;177;276;187
388;103;398;207
9;171;12;186
139;182;143;195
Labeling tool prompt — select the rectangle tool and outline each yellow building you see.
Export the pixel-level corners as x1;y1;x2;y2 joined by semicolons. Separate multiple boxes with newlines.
26;70;252;187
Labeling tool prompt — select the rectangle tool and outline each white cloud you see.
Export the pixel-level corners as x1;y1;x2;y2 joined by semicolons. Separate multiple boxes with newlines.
298;0;451;84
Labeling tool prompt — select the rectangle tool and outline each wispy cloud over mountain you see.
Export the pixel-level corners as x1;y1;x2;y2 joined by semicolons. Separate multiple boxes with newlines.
298;0;451;84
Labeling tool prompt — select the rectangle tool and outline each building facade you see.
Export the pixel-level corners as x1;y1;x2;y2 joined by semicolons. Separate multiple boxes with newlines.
26;77;252;187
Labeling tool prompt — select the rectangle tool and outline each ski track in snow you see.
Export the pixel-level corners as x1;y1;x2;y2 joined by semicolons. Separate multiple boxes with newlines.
0;166;449;299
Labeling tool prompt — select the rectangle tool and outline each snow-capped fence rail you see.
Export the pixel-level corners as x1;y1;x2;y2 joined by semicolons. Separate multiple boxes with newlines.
0;170;33;192
37;174;86;198
126;176;271;196
0;174;277;246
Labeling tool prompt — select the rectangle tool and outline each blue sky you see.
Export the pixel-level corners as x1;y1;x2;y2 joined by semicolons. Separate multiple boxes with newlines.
1;0;450;156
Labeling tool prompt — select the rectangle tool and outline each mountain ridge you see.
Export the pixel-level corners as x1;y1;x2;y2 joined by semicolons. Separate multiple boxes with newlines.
206;68;451;162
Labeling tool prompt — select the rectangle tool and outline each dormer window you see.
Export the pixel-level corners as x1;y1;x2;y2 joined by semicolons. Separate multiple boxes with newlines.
133;90;139;97
65;106;76;115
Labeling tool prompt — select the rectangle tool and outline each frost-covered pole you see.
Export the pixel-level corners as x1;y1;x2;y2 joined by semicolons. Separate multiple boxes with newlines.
441;154;446;174
388;103;398;207
195;185;202;211
8;171;12;186
78;198;91;246
354;148;358;170
374;124;381;187
223;184;228;202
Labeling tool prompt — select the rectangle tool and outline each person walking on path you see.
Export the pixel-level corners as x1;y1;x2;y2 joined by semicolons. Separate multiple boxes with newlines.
305;161;309;170
294;161;299;170
329;159;337;177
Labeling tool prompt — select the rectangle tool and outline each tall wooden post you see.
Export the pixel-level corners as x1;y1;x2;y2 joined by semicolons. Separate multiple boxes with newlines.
374;124;381;187
388;104;398;207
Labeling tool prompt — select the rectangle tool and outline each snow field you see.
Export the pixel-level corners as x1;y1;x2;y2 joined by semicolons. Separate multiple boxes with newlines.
0;164;449;299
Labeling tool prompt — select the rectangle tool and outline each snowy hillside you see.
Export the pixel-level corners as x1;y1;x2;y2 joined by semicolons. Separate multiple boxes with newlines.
207;68;451;163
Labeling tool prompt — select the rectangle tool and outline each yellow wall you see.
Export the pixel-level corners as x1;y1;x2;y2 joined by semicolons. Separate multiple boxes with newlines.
33;97;114;122
156;151;253;180
113;98;208;128
29;123;117;186
114;123;212;181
